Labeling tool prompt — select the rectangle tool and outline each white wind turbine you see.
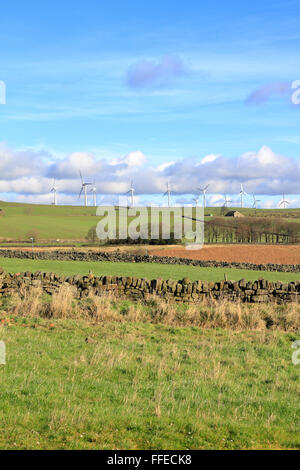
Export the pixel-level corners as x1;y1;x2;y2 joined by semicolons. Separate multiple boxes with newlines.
163;182;172;207
50;179;57;206
239;183;247;208
79;171;92;207
126;180;135;208
90;182;97;207
279;193;290;209
192;196;200;207
252;194;261;209
197;184;209;208
223;194;232;208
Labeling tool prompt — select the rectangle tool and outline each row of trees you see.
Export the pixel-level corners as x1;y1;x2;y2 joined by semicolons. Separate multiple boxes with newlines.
86;217;300;245
85;225;181;245
205;217;300;244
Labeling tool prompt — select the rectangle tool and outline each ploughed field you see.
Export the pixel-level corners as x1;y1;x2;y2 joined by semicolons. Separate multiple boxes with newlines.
2;243;300;265
150;244;300;265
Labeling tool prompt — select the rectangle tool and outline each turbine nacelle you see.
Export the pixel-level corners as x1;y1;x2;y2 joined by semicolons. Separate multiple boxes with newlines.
223;194;232;207
126;180;135;207
279;193;290;209
79;171;92;206
163;182;172;207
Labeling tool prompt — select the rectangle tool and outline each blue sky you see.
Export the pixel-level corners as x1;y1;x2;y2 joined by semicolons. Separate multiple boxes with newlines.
1;0;300;207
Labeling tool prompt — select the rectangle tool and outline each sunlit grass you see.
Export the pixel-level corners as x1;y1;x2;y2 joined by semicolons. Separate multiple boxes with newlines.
0;315;298;450
0;256;299;283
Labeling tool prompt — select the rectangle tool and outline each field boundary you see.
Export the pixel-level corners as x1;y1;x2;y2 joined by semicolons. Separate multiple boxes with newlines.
0;248;299;273
1;270;300;303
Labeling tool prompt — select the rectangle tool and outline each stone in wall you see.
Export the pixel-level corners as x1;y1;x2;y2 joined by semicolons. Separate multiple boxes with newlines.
0;270;299;304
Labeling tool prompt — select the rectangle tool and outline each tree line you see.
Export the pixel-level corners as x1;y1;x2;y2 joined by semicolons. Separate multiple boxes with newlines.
205;217;300;244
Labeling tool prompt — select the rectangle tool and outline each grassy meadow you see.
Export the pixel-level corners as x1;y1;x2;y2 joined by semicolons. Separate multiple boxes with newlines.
0;201;97;240
0;200;300;242
0;311;299;450
0;200;299;450
0;256;299;283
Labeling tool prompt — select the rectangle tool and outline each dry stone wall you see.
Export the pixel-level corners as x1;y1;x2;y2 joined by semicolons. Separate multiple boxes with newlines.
0;270;300;303
0;248;299;273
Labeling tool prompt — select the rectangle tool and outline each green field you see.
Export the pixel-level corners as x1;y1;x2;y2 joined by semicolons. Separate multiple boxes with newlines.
0;200;300;242
0;257;299;283
0;318;298;449
0;201;98;240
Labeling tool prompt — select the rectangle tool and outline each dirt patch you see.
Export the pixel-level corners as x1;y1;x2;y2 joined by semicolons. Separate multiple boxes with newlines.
148;245;300;265
0;244;300;265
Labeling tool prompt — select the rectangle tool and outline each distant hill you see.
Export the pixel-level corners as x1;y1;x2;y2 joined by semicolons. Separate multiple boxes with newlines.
0;201;299;243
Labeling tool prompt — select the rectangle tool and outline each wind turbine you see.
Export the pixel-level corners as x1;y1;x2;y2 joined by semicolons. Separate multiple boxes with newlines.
223;194;232;208
163;183;172;207
79;171;92;207
126;180;135;208
252;194;261;209
192;196;200;207
239;184;247;208
90;182;97;207
50;179;57;206
279;193;290;209
197;184;209;208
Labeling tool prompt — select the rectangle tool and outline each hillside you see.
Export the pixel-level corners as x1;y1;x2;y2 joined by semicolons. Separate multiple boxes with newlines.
0;201;98;241
0;201;300;243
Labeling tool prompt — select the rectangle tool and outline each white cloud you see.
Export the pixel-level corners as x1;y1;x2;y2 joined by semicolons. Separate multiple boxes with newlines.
112;151;146;167
157;161;175;172
199;154;220;165
126;55;187;90
1;143;300;205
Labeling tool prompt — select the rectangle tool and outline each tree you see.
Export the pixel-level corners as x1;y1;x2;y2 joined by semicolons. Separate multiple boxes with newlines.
85;226;98;244
25;230;40;242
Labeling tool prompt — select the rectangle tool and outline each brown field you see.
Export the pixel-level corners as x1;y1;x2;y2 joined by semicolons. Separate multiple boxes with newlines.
0;243;300;265
149;244;300;265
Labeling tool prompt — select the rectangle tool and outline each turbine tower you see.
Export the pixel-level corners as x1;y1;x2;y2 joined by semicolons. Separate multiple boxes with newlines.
252;194;261;209
163;183;172;207
126;180;135;208
50;179;57;206
192;196;199;207
239;184;247;208
197;184;209;208
90;183;97;207
279;193;290;209
223;194;232;208
79;171;92;207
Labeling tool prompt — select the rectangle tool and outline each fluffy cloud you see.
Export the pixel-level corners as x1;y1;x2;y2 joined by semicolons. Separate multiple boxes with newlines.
1;144;300;205
199;154;220;165
126;55;187;90
111;151;146;167
0;143;47;179
246;81;291;105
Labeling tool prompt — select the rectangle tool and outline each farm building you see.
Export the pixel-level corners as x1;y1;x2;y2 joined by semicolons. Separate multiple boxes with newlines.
225;210;245;217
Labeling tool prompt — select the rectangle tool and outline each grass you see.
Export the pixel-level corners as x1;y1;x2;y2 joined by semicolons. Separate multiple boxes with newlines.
0;201;98;240
4;285;300;331
0;312;299;449
0;256;299;283
0;200;300;242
